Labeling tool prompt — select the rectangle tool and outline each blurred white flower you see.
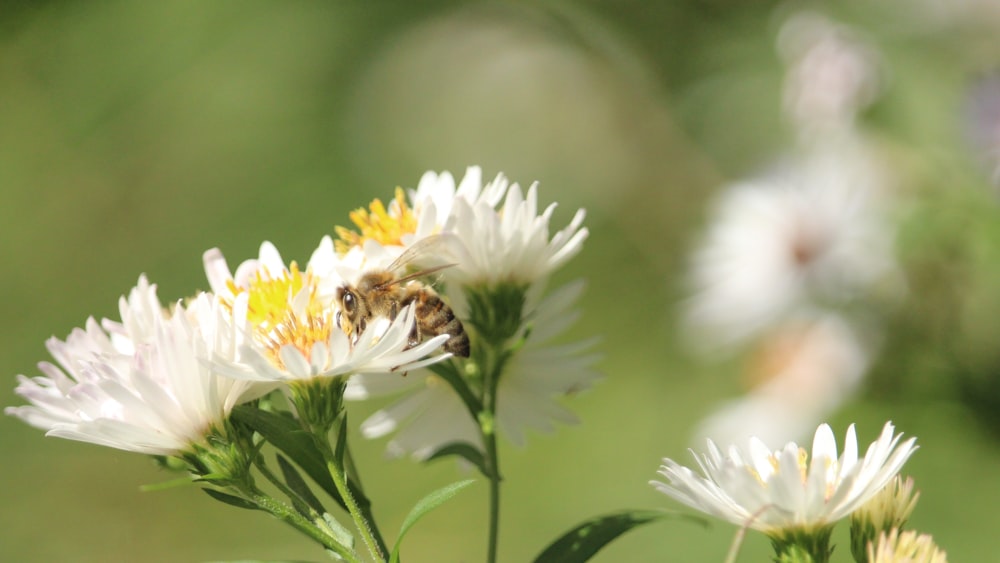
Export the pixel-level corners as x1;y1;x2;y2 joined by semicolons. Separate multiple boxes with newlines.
692;313;870;449
651;421;918;535
346;281;600;458
683;142;898;350
964;73;1000;187
6;277;269;456
777;11;882;136
203;243;450;383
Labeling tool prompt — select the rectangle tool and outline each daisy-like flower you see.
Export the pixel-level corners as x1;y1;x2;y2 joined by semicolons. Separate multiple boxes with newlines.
683;141;899;350
335;166;588;291
692;312;870;449
851;475;921;562
202;241;451;384
868;529;948;563
345;280;601;459
5;277;269;456
651;421;917;552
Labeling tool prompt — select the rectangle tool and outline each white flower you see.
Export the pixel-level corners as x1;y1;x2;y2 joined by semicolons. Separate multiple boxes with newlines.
692;313;870;449
683;142;898;350
336;166;588;290
203;242;451;383
651;421;917;534
346;281;600;458
777;11;882;134
436;169;588;287
5;277;269;456
868;529;948;563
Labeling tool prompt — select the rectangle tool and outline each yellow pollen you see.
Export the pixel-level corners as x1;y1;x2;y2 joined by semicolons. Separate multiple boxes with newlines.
263;310;336;371
335;187;418;254
223;262;324;329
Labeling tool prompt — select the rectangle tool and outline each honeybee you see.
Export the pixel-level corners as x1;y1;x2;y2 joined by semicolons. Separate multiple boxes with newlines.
335;238;470;358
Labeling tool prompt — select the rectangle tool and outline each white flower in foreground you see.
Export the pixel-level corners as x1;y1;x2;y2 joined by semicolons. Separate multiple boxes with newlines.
651;421;917;535
203;243;450;383
334;166;588;289
436;169;588;288
346;281;601;458
5;278;269;456
683;142;898;350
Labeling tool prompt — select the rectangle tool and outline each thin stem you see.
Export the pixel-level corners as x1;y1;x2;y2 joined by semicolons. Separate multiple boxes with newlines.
483;427;501;563
342;441;391;558
247;488;362;563
324;451;386;562
481;347;506;563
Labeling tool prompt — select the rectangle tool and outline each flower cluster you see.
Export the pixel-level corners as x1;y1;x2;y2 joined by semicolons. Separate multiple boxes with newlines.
7;166;595;563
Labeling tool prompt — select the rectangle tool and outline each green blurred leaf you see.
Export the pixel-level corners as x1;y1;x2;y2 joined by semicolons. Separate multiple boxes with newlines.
389;479;476;563
202;489;260;511
426;441;490;478
532;509;707;563
277;454;326;516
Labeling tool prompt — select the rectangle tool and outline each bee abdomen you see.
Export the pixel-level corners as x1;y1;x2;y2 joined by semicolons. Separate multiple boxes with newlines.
414;291;470;358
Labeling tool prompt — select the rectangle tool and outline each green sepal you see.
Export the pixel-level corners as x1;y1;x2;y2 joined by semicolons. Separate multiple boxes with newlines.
425;441;491;478
202;489;260;511
532;509;707;563
231;405;371;513
322;512;356;552
389;479;476;563
277;454;326;517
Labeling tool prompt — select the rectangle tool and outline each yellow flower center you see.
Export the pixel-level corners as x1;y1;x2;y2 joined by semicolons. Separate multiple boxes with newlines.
225;263;334;370
335;187;418;254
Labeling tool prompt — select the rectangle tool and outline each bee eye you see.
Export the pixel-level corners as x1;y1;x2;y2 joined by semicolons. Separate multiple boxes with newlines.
342;292;356;316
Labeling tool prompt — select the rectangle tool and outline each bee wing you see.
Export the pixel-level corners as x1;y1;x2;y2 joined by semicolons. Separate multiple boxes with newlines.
390;263;456;286
385;234;450;273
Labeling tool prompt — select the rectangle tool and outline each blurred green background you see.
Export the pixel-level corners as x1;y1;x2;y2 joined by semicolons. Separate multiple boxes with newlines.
3;1;1000;561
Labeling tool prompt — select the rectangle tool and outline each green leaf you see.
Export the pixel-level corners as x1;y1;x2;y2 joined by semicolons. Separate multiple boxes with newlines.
389;479;476;563
232;405;372;513
531;509;708;563
202;489;260;511
277;454;326;516
139;476;194;492
425;441;491;478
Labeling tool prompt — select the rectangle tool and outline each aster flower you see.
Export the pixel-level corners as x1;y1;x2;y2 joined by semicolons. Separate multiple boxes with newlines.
851;475;922;562
683;142;898;350
651;421;917;559
868;529;948;563
336;166;588;296
202;241;451;384
346;280;600;459
6;277;269;456
692;313;870;449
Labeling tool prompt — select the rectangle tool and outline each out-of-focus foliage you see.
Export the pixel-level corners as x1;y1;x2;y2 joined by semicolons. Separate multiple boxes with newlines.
3;1;1000;561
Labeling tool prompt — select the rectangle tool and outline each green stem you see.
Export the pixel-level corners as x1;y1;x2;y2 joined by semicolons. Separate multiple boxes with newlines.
248;489;362;563
321;441;386;562
484;426;501;563
481;347;506;563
